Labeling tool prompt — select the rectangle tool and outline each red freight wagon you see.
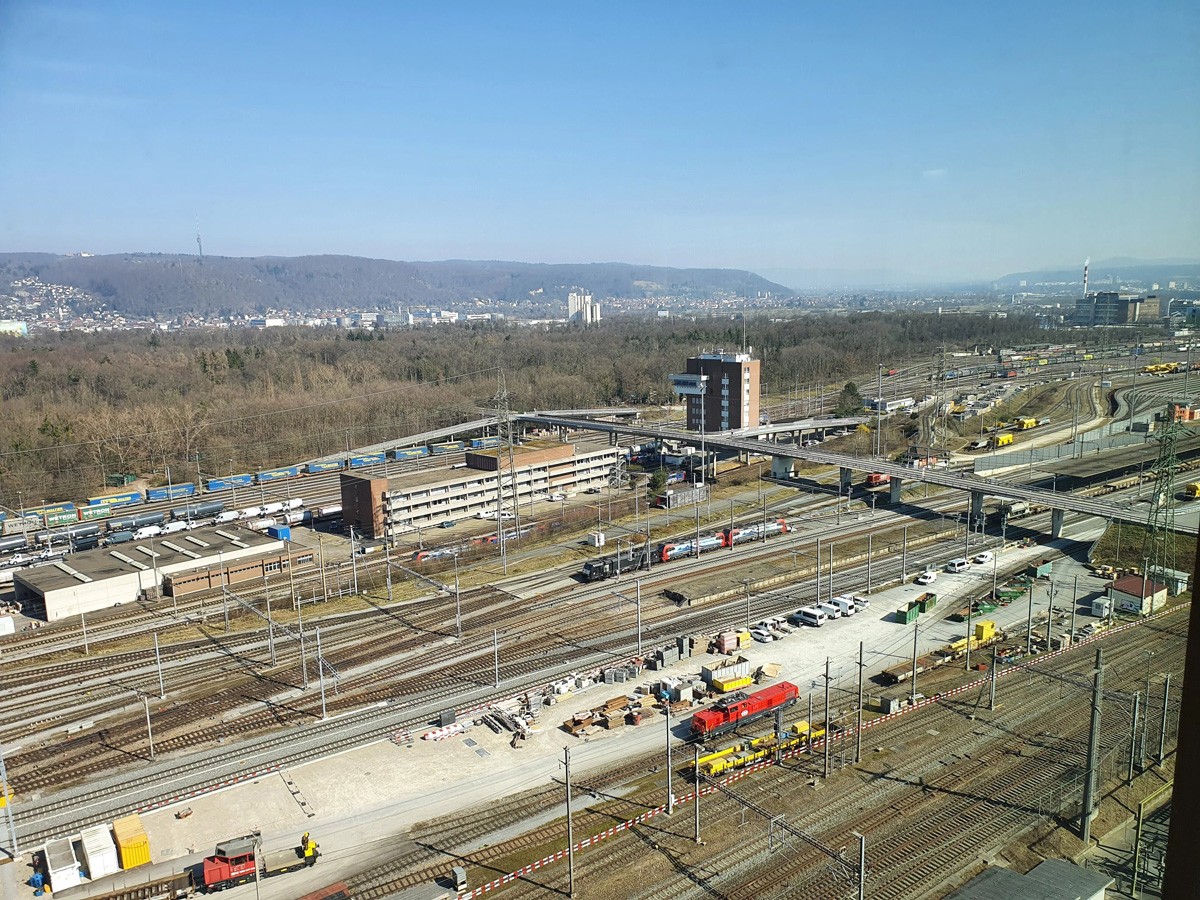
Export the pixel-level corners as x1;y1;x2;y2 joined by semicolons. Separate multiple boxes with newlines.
690;681;799;738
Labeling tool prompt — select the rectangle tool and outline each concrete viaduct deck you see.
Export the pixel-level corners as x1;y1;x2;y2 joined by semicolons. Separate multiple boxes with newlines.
517;414;1195;537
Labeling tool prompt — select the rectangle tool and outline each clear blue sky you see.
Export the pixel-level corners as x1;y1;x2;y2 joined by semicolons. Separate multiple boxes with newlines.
1;1;1197;284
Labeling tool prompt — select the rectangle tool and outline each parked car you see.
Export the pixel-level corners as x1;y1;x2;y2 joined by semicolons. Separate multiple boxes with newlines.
438;520;457;529
547;493;566;502
497;511;516;521
749;627;776;643
972;550;994;564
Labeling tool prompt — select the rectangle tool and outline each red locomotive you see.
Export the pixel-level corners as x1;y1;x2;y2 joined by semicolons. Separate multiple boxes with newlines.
202;831;319;891
690;681;800;738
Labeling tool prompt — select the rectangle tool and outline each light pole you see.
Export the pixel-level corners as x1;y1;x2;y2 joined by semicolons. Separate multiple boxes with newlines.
453;555;462;639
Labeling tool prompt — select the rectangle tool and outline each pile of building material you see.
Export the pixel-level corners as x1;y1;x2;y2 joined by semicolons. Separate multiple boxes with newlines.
602;662;642;684
561;690;665;736
645;635;698;669
712;631;752;655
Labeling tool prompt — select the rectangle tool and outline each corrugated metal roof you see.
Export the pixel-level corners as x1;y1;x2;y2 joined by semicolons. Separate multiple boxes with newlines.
1110;574;1166;596
944;861;1113;900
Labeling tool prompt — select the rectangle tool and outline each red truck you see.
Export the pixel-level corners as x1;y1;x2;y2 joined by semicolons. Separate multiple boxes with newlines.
865;473;891;487
202;832;319;891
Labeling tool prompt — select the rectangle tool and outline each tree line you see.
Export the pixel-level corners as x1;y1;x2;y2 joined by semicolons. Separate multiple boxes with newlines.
0;312;1055;504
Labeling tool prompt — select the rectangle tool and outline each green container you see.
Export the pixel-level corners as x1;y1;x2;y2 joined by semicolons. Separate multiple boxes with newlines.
78;504;112;522
975;602;998;614
918;593;938;613
896;604;920;625
105;472;138;487
44;509;77;527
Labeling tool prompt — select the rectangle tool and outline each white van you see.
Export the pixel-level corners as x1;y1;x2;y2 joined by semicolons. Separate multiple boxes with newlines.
832;596;857;616
160;521;188;535
850;595;871;610
916;570;938;585
214;511;239;524
817;601;842;620
794;606;828;627
133;525;163;540
945;558;970;573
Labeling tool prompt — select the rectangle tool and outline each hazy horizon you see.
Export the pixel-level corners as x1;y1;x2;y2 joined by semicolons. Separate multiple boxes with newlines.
1;2;1197;282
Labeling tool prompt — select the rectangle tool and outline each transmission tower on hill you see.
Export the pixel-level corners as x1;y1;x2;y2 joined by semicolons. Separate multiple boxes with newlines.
1141;409;1184;580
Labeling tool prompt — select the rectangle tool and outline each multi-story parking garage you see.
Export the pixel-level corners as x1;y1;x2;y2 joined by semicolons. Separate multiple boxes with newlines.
340;439;622;539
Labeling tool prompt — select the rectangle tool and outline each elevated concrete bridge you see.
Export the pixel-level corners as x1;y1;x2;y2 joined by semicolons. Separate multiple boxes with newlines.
517;414;1194;537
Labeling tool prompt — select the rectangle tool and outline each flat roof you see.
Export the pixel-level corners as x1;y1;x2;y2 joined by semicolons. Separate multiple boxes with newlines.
15;526;282;592
384;440;618;493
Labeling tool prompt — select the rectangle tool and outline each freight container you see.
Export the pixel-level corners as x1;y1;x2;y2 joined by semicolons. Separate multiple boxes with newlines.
916;591;938;613
389;447;430;461
711;674;754;693
88;490;142;508
266;525;292;541
1;517;38;537
1027;559;1053;579
430;440;466;454
78;504;113;522
146;483;196;502
895;602;921;625
347;452;386;469
80;823;121;880
468;436;501;449
113;814;151;869
45;837;83;890
43;509;79;528
302;461;343;475
205;474;254;492
702;658;751;683
255;466;301;483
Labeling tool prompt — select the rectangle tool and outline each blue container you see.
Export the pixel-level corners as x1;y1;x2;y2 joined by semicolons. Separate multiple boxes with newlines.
256;466;301;483
469;437;500;449
390;446;430;461
146;483;196;502
303;460;344;474
347;453;386;469
266;525;292;541
430;441;465;454
206;474;253;492
88;490;142;508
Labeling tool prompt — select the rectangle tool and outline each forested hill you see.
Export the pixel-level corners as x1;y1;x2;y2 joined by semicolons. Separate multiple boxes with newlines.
0;253;791;315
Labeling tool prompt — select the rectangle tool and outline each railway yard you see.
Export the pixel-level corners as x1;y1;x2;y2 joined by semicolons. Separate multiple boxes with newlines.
0;353;1192;900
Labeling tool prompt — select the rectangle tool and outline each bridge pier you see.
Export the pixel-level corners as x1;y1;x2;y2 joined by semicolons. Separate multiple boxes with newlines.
771;456;794;479
839;467;854;493
1051;508;1065;539
890;477;903;504
608;431;618;446
969;490;985;527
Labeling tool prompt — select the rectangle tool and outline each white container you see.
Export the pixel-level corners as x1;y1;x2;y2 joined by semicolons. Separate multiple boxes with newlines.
0;616;13;636
80;823;120;880
45;837;82;891
588;531;606;547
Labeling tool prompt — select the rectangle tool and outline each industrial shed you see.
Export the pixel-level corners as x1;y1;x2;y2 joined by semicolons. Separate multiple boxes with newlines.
14;526;284;622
